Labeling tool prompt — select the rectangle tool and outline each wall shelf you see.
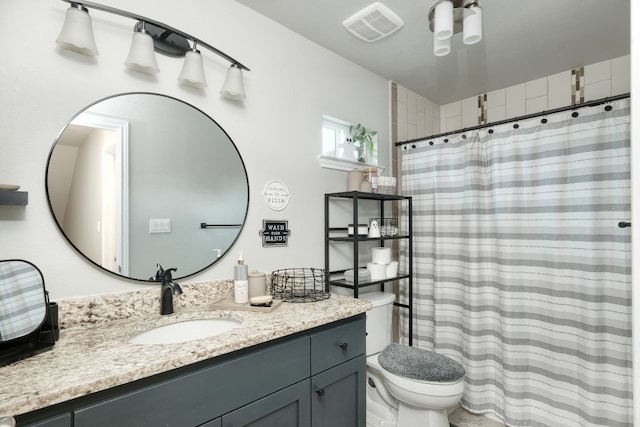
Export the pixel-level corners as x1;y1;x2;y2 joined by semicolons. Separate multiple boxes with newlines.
0;191;28;205
317;155;385;173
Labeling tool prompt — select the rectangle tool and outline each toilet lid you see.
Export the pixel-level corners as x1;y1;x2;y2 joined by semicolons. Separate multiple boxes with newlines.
378;343;465;382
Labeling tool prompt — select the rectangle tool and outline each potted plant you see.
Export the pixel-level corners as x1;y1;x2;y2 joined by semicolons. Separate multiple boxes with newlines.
349;123;377;163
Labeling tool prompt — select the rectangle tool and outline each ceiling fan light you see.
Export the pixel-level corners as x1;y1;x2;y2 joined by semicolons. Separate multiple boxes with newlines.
124;27;160;74
434;0;453;41
55;5;99;56
434;36;450;57
220;64;246;101
177;49;207;89
463;5;482;45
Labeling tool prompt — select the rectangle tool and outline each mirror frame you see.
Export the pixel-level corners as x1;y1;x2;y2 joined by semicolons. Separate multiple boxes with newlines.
45;92;250;282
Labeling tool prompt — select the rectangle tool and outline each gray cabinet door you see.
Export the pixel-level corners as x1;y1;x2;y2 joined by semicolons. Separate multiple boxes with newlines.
311;356;366;427
222;380;310;427
74;336;310;427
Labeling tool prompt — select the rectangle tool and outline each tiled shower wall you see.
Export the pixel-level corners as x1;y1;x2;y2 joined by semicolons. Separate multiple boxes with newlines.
442;55;630;132
393;54;630;142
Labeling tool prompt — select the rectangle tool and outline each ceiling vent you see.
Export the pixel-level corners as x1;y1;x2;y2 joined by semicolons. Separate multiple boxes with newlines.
343;3;404;42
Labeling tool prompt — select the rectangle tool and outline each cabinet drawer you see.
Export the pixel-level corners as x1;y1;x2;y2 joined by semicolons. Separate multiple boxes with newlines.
310;316;365;375
74;336;310;427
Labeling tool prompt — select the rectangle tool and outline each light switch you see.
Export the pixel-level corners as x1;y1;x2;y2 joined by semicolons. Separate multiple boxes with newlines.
149;219;171;233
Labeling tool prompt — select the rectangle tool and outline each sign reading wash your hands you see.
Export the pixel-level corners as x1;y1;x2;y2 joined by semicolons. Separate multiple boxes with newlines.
259;220;290;247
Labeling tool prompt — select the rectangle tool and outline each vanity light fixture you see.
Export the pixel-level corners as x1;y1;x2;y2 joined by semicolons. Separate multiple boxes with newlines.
124;22;160;74
55;3;99;56
55;0;250;99
428;0;483;57
220;64;246;101
177;43;208;88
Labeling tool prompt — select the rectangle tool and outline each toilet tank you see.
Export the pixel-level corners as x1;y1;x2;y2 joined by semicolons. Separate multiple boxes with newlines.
359;291;396;356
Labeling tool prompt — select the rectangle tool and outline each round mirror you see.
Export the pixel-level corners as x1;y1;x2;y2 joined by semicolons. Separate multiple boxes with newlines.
46;93;249;282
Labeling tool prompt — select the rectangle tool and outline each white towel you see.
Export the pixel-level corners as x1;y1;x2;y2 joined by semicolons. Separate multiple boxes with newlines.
344;268;371;284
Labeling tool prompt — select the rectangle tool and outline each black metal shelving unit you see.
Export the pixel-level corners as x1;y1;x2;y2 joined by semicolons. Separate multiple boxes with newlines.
324;190;413;346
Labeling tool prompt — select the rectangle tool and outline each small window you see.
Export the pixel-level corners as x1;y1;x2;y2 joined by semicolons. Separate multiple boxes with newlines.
322;115;377;164
322;116;350;158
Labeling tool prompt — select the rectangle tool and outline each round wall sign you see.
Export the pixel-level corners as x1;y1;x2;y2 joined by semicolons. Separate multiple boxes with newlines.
262;179;290;211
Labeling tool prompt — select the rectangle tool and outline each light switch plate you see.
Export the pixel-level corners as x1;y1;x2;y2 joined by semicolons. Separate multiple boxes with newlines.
149;218;171;233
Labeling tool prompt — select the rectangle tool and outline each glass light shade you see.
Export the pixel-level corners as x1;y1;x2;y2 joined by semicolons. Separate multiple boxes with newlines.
55;5;99;56
434;0;453;41
220;65;246;101
177;50;207;89
125;31;160;74
463;6;483;45
434;36;450;57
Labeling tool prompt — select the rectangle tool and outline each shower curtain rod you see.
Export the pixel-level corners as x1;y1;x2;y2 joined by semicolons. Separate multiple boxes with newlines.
395;92;630;147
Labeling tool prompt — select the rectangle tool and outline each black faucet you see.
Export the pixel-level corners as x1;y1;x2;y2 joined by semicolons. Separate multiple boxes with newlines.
159;267;182;315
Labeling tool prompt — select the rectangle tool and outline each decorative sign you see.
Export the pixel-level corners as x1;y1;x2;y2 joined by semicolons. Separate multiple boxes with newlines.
262;179;290;211
259;220;290;247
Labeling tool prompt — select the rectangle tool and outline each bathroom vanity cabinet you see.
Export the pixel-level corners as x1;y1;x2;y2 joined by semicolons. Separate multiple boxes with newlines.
324;191;413;345
17;315;366;427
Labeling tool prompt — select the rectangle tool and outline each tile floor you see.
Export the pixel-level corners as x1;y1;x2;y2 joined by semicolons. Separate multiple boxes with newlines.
449;406;506;427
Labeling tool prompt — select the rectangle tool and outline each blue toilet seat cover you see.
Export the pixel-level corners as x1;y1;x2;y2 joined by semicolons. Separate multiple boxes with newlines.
378;343;465;382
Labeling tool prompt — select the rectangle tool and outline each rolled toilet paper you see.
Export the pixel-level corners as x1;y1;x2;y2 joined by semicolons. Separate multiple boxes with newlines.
386;261;399;278
371;247;391;264
367;262;387;281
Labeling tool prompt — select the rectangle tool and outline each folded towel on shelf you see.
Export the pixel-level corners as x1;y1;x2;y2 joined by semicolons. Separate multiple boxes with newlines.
344;268;371;284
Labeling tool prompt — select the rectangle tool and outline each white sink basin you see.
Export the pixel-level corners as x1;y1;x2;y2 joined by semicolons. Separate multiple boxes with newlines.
128;318;242;345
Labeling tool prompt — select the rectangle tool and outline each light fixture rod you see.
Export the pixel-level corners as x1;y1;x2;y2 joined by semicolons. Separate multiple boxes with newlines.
61;0;250;71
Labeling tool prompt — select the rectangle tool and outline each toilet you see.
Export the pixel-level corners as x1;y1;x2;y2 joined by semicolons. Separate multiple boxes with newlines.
359;291;465;427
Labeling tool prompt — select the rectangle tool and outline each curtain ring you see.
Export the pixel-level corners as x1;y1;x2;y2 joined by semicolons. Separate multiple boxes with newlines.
541;118;548;124
488;129;494;134
571;111;579;118
605;105;613;112
429;141;434;146
513;123;519;129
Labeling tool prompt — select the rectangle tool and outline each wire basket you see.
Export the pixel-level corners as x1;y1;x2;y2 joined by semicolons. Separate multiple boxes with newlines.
373;176;397;195
270;268;330;303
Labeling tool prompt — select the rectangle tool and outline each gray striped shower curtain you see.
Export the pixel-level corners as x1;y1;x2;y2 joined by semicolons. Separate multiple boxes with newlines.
399;98;631;427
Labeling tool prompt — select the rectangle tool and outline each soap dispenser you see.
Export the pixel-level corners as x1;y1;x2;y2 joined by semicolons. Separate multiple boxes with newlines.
234;252;249;303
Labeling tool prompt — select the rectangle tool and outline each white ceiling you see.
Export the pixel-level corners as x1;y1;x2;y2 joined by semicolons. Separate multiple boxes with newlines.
236;0;630;105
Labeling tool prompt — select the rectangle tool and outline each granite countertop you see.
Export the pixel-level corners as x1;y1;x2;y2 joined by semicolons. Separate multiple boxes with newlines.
0;281;371;418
